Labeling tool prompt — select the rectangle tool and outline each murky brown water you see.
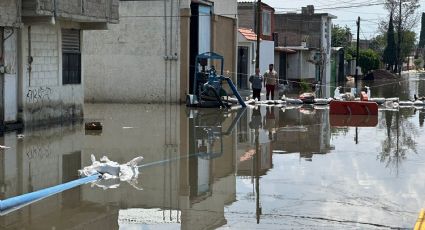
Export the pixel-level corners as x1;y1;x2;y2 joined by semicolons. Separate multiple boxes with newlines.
0;74;425;229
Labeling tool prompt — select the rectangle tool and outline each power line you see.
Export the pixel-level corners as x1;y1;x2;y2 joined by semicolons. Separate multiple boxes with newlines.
274;1;385;11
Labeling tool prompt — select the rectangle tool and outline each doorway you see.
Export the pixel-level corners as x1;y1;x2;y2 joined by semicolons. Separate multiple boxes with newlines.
237;46;249;89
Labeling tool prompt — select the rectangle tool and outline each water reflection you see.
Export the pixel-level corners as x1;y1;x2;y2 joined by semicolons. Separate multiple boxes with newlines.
0;105;243;229
379;108;419;172
0;76;425;228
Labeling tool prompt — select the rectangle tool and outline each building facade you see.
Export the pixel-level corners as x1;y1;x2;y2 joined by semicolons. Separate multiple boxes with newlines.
0;0;118;128
237;1;275;86
274;6;336;97
84;0;238;103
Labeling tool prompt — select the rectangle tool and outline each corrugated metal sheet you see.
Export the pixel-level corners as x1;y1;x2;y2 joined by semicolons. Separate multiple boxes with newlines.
62;29;80;53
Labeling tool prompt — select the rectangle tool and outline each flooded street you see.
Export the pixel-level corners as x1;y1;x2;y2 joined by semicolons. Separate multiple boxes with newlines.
0;74;425;229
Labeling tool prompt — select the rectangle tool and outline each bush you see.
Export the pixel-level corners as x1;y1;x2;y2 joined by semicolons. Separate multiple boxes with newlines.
414;57;423;70
299;80;310;92
346;47;380;74
358;49;380;74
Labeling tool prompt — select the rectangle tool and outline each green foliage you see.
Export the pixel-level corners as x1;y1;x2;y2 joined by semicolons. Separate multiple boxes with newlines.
383;13;397;67
367;30;416;70
299;80;310;92
414;57;423;69
331;25;352;48
419;13;425;48
358;49;381;73
369;34;386;56
399;30;416;59
344;46;355;60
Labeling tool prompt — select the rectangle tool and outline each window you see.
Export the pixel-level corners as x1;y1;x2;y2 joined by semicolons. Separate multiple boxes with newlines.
62;29;81;84
262;11;271;36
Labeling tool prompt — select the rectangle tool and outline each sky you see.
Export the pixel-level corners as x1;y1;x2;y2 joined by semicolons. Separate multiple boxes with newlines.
259;0;425;40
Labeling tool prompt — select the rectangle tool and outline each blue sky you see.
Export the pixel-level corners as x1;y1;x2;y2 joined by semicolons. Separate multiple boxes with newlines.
260;0;425;39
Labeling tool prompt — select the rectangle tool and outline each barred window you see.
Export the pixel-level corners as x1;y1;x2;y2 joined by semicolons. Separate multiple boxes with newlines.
62;29;81;85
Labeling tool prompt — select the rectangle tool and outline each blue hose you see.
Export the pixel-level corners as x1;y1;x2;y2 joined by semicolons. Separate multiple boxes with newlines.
0;174;100;213
225;77;247;107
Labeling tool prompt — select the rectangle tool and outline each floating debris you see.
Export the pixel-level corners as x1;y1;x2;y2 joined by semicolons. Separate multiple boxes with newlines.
0;145;11;149
17;134;25;139
85;122;103;130
79;154;144;190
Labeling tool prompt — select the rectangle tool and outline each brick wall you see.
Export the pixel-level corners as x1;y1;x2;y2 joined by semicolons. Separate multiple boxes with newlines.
21;23;84;124
27;25;59;87
274;14;322;48
238;5;255;31
0;0;19;27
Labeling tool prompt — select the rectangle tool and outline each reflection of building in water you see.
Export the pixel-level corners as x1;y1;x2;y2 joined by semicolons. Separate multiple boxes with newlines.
0;104;242;229
237;107;273;176
274;106;333;160
0;124;98;229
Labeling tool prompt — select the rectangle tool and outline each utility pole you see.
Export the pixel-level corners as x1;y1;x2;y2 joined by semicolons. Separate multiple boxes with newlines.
397;0;402;75
255;0;261;69
355;17;360;95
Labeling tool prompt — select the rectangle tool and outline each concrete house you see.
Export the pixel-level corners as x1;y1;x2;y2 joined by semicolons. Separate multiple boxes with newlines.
274;5;336;97
237;28;257;89
0;0;118;129
237;1;275;89
84;0;238;103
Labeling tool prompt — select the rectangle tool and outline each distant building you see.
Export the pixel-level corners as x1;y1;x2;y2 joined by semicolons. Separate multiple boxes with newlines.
237;1;275;87
237;28;257;89
352;39;371;50
274;5;336;96
0;0;118;128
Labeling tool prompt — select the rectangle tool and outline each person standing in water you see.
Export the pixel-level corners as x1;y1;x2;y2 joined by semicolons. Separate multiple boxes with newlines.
263;64;278;100
249;68;263;101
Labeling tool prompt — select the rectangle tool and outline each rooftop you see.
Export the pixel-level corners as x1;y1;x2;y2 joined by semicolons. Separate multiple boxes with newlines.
238;28;259;41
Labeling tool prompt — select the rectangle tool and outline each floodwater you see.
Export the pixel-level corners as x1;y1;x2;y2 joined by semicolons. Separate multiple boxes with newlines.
0;74;425;229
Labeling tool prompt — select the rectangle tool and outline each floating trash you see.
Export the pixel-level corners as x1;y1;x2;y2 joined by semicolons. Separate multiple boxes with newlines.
79;154;144;190
0;145;11;149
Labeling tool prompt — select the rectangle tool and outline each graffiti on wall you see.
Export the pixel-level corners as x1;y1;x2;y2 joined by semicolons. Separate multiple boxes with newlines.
26;145;52;160
26;87;52;105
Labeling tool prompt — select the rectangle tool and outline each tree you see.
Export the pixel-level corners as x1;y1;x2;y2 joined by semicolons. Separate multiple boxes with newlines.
383;12;397;71
346;47;380;73
381;0;420;73
419;12;425;48
369;34;386;57
331;25;352;48
358;49;380;73
398;30;416;59
382;0;420;32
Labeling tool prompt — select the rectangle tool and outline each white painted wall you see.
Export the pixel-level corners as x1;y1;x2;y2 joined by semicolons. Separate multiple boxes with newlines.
20;22;84;124
301;51;316;79
238;39;256;88
259;40;274;74
84;1;180;103
3;30;18;122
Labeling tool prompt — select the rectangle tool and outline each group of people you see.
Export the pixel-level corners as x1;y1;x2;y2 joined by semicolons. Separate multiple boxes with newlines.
249;64;278;101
